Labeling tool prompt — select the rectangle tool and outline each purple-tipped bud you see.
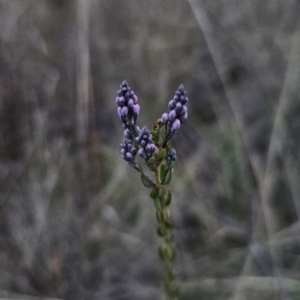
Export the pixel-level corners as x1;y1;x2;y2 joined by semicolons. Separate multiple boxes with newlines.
166;148;177;163
168;100;176;110
149;144;156;152
121;80;128;87
169;110;176;121
146;143;155;153
128;98;134;108
121;106;128;117
138;148;145;157
171;119;181;132
133;95;138;104
131;148;137;155
162;113;169;123
175;102;182;111
181;97;188;105
125;91;131;99
118;96;125;106
118;107;122;118
126;152;133;160
133;104;140;116
124;129;131;139
180;113;188;123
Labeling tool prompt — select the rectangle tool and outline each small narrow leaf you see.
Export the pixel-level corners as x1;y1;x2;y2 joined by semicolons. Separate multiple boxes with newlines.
150;188;158;199
164;189;172;206
158;245;165;261
156;210;163;222
165;221;173;229
141;174;153;188
163;168;173;185
153;197;162;211
159;163;166;183
167;246;176;261
157;224;168;237
158;186;166;197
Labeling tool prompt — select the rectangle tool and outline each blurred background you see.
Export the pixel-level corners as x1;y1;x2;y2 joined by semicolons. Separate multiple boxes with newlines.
1;0;300;299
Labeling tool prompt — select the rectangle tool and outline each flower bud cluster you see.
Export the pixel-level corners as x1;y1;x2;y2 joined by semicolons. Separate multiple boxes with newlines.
161;84;188;134
136;126;156;158
120;139;137;162
116;81;140;130
166;149;177;164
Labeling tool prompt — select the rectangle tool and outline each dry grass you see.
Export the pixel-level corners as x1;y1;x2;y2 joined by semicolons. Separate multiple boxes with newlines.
0;0;300;299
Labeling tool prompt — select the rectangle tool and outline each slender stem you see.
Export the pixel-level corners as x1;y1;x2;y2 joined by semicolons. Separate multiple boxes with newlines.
154;167;179;300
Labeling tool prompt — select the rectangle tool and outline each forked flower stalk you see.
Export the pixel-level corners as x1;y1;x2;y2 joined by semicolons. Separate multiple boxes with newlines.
116;81;188;300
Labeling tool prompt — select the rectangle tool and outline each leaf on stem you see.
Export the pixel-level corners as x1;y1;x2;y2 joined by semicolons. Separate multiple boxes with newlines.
157;224;168;237
159;163;166;183
153;196;162;211
162;168;173;185
164;189;172;206
141;173;153;188
158;186;166;197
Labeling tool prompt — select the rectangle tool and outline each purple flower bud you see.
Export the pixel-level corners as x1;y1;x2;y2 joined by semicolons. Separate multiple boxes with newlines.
118;107;122;118
149;144;156;152
138;148;145;157
169;110;176;121
124;129;131;139
126;152;133;160
180;113;188;123
118;96;125;106
133;104;140;116
131;148;137;155
171;119;181;132
128;98;134;108
174;96;179;102
181;97;188;105
117;90;122;97
121;80;128;87
162;113;169;123
175;102;182;111
121;106;128;117
182;105;187;113
168;100;176;110
121;149;126;156
140;140;146;147
133;95;138;104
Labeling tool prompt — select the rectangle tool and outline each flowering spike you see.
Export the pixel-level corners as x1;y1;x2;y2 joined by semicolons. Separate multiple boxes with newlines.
116;80;186;300
160;84;188;143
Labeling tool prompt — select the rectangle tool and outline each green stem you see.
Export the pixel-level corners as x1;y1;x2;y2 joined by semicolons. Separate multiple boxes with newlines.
154;167;179;300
